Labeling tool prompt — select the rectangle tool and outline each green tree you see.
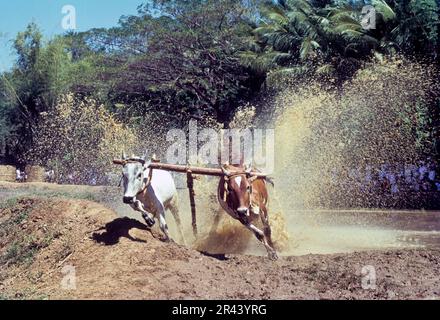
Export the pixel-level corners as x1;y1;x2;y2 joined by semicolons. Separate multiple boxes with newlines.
1;23;44;163
373;0;439;57
241;0;379;85
242;0;439;87
1;23;97;162
88;0;265;125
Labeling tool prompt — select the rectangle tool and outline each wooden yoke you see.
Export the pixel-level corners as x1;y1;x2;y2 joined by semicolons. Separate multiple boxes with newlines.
148;162;269;178
146;161;271;240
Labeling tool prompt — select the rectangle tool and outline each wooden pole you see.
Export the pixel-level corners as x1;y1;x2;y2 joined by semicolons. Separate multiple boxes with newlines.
186;170;198;237
148;162;269;178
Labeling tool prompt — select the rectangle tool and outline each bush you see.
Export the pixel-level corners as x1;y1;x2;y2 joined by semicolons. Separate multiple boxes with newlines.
28;93;137;183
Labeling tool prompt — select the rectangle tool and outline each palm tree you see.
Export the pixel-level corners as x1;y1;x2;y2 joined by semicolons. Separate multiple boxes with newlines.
240;0;439;85
376;0;439;57
240;0;379;83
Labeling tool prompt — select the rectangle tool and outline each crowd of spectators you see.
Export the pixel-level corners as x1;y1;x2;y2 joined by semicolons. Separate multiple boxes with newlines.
332;159;439;195
324;159;440;208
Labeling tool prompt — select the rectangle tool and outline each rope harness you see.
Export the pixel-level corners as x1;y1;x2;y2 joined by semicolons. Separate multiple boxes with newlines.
137;167;154;196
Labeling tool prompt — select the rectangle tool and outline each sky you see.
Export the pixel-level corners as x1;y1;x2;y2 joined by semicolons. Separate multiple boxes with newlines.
0;0;145;72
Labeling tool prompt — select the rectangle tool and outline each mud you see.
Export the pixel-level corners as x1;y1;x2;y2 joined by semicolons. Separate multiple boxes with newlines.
1;182;439;300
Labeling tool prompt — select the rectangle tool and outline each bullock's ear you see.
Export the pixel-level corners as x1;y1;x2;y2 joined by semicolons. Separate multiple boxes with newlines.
265;177;275;187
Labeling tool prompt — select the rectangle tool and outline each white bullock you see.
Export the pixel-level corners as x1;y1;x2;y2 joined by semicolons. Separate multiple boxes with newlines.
113;153;184;243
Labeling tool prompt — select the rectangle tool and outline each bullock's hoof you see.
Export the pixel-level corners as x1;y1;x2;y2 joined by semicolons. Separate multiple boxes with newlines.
268;251;279;261
162;237;174;243
145;218;156;228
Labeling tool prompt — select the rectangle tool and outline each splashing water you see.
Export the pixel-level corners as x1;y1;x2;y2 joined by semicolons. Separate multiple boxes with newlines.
267;57;439;255
190;57;439;256
273;58;437;210
25;57;439;256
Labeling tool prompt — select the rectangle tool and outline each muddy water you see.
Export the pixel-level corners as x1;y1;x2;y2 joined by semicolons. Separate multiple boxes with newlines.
173;183;440;256
236;209;440;257
283;210;440;256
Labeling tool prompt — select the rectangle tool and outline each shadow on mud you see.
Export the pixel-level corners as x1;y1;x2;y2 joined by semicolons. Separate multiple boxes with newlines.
200;252;229;261
92;217;149;245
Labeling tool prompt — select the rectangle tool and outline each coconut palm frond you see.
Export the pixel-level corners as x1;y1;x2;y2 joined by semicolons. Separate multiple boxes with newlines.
334;23;364;35
269;65;311;78
300;36;320;60
238;51;276;73
316;63;335;75
287;0;314;16
261;4;290;26
372;0;396;23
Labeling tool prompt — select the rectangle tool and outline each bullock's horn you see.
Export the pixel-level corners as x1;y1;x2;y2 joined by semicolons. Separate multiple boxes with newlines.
113;159;125;165
221;165;232;177
143;149;148;162
248;175;258;183
245;164;252;176
122;151;127;160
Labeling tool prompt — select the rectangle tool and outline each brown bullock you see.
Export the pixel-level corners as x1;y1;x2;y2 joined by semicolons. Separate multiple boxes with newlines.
217;164;278;260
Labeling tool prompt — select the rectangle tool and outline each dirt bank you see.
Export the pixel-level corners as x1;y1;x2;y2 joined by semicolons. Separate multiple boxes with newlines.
1;195;439;300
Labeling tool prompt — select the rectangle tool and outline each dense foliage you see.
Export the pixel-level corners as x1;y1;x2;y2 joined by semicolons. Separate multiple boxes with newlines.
29;93;137;183
0;0;439;166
